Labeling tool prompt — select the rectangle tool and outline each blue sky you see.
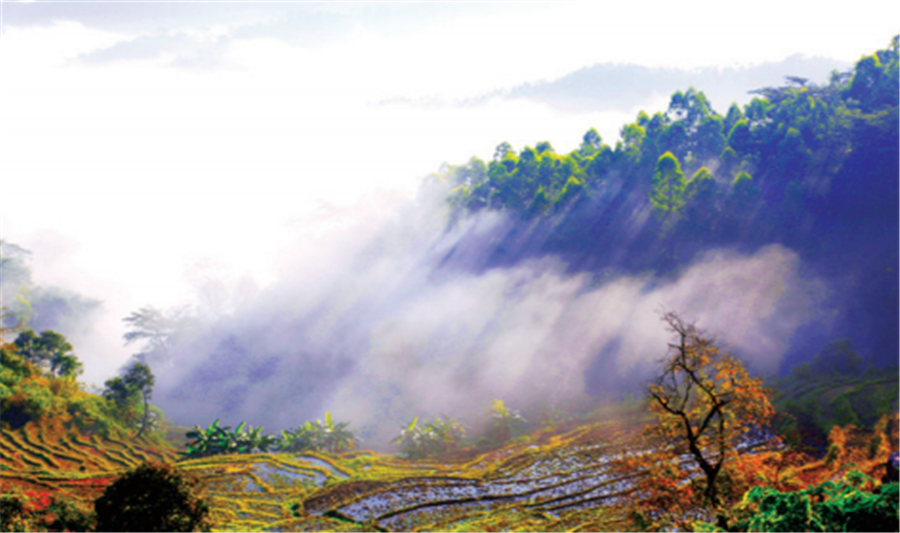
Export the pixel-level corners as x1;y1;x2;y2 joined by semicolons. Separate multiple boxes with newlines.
0;0;897;383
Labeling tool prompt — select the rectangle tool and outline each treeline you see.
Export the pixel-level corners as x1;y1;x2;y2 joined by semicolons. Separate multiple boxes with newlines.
444;36;897;240
438;37;899;369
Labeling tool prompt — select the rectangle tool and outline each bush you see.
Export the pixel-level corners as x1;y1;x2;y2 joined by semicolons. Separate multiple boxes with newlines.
94;462;212;532
704;470;899;532
67;395;117;437
3;377;59;428
392;417;466;459
0;488;94;532
0;492;28;533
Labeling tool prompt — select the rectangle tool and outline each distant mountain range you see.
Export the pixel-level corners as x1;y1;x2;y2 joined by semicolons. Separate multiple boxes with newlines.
507;55;850;112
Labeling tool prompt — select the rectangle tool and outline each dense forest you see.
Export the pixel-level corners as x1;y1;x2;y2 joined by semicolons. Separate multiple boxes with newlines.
438;36;898;372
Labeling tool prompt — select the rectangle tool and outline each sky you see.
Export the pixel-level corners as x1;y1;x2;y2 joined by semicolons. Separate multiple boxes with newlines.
1;0;898;387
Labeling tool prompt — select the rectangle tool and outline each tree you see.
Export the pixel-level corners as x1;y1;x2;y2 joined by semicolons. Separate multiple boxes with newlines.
493;141;513;162
649;152;686;215
579;128;602;156
535;141;554;154
102;376;137;407
12;330;83;378
680;167;720;239
123;306;185;368
647;313;775;509
124;363;155;439
94;462;211;532
727;171;761;218
102;362;155;439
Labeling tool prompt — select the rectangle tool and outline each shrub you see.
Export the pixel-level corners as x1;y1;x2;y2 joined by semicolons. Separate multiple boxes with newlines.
0;488;95;532
3;377;60;428
703;470;899;532
392;416;466;459
0;492;29;533
67;394;117;437
94;462;212;532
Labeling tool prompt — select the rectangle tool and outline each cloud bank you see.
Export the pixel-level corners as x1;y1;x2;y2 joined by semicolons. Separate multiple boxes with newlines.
143;185;821;445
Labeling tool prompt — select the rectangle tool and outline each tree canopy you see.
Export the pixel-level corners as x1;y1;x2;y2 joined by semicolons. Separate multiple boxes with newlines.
12;329;82;378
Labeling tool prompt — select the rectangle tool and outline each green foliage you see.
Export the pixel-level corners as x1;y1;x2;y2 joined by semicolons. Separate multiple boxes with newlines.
1;335;154;438
13;330;82;378
391;416;467;459
101;362;157;439
277;421;321;453
184;419;277;459
554;176;586;207
579;127;602;156
95;461;212;532
123;362;155;396
709;471;899;532
1;344;34;386
66;393;117;435
185;412;358;459
649;152;686;215
14;379;58;421
123;362;155;438
101;375;141;425
304;411;359;453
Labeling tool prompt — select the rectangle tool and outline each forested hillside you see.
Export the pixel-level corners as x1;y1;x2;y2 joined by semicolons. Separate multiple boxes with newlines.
439;36;899;372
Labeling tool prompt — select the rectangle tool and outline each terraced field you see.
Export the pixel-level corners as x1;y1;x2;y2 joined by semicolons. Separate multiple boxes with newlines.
1;417;642;531
174;420;642;531
0;420;179;500
3;411;891;532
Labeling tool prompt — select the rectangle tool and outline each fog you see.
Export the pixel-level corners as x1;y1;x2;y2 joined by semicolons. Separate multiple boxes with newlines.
3;2;891;446
125;182;823;445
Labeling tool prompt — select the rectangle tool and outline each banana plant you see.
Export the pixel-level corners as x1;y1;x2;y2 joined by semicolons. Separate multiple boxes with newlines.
277;422;318;453
277;413;359;454
242;425;279;453
487;400;527;445
184;419;233;459
183;419;278;459
316;411;359;453
392;416;466;459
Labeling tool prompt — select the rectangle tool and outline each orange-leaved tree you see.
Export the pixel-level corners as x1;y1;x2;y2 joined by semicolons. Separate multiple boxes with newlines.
646;312;775;510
